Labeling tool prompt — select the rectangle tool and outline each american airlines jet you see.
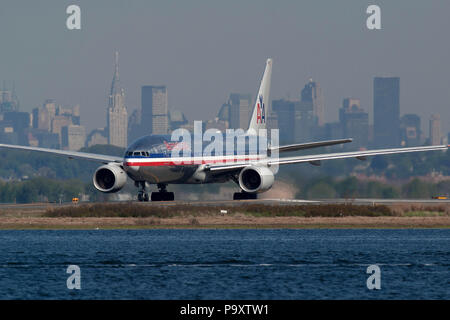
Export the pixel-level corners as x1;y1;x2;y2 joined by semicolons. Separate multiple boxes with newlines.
0;59;448;201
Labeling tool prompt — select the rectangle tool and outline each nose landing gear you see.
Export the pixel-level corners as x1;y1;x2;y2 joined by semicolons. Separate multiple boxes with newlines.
136;181;149;202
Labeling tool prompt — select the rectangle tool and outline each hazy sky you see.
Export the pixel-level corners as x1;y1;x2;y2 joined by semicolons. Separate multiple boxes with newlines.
1;0;449;135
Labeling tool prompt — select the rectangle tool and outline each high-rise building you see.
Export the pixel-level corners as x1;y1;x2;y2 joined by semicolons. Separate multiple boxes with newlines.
205;118;228;133
325;122;343;141
56;104;80;125
51;115;72;145
219;93;252;130
429;114;441;145
140;87;153;135
3;111;30;145
169;110;188;131
231;94;252;129
272;99;295;144
400;114;421;146
127;109;142;144
87;128;108;147
0;82;19;113
373;77;400;147
294;99;314;142
217;102;230;126
141;86;169;135
339;98;369;149
293;79;325;142
107;51;128;147
35;131;60;149
301;79;324;127
61;124;86;151
32;99;56;131
32;101;81;148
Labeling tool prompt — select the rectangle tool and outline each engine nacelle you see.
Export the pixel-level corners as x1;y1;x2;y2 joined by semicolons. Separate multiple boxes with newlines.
93;164;127;193
238;165;274;193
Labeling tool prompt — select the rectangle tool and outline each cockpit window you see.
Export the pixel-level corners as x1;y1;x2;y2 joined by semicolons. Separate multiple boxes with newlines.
125;134;173;157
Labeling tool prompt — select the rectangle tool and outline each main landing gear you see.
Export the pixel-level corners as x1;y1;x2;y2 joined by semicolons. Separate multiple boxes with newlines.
136;182;175;201
151;183;175;202
233;191;257;200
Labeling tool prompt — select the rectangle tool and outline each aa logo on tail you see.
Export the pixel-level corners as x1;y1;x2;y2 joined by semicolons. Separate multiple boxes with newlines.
256;95;265;124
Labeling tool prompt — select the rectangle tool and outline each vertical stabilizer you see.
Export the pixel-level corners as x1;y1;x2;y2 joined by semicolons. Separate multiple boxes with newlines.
247;58;272;135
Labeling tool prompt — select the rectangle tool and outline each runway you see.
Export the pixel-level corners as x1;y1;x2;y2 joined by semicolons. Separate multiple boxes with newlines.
0;197;448;210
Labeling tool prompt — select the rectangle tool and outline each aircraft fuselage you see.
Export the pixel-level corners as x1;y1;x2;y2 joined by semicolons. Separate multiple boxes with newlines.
123;134;265;184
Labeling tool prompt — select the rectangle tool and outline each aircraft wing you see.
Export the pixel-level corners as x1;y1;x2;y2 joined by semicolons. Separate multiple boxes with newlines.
269;144;448;165
269;138;353;153
207;144;449;172
0;143;123;164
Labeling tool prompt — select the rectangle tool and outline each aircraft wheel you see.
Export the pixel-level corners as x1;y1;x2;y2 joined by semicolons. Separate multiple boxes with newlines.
233;192;257;200
151;192;174;201
151;192;161;201
143;193;149;202
164;192;175;201
248;193;257;200
138;192;144;202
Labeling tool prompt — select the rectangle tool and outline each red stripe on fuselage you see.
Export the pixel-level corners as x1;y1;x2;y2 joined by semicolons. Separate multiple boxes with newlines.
124;157;261;167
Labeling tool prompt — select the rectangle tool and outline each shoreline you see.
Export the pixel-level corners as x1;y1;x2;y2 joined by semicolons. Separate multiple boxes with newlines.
0;202;448;230
0;215;449;229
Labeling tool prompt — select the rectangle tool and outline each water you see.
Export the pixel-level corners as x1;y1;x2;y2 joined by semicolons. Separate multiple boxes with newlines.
0;229;448;299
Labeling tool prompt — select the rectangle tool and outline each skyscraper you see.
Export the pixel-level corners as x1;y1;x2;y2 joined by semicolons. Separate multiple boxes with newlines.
293;79;325;142
272;99;295;144
61;124;86;151
87;128;108;147
107;51;128;147
3;111;30;145
294;99;314;142
339;98;369;149
400;114;421;146
220;93;252;130
373;77;400;147
141;86;169;135
231;93;252;129
127;109;142;144
429;114;441;146
301;79;324;127
0;81;19;113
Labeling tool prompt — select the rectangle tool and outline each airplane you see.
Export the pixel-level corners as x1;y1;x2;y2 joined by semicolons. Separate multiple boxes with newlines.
0;59;448;201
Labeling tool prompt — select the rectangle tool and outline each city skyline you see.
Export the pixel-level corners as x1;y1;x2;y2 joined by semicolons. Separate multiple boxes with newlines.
0;71;446;151
0;1;449;136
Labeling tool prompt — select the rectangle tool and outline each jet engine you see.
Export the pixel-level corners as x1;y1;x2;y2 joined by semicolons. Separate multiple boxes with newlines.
93;164;127;193
238;165;274;193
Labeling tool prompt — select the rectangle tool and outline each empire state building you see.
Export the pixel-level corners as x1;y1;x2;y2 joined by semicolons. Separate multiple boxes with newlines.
107;51;128;148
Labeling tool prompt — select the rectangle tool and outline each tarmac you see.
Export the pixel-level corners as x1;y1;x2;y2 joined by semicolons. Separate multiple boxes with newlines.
0;198;448;210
